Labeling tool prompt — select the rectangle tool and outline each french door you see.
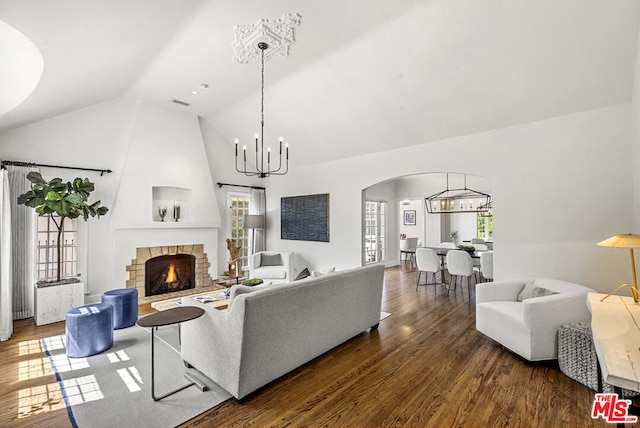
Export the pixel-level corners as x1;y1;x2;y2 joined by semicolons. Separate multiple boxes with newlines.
364;201;386;264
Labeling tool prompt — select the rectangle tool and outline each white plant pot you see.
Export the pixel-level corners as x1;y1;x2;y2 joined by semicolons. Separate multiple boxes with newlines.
34;281;85;326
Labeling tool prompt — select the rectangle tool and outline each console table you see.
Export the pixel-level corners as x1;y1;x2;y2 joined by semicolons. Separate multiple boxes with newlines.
587;293;640;393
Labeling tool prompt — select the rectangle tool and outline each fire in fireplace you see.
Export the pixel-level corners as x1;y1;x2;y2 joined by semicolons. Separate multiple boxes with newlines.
145;254;196;297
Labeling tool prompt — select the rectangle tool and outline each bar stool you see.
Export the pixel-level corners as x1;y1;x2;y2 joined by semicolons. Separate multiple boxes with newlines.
65;303;114;358
101;288;138;329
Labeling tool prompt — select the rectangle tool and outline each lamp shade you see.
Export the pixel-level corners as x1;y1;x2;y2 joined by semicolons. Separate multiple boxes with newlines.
242;214;265;229
597;234;640;248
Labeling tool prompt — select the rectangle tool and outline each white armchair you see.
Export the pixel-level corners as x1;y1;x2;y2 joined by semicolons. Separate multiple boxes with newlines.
249;251;294;284
475;277;594;361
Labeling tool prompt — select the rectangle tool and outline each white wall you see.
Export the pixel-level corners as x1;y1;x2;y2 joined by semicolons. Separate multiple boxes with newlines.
632;26;640;231
0;98;635;299
0;98;221;302
449;213;478;244
398;199;423;244
265;104;634;292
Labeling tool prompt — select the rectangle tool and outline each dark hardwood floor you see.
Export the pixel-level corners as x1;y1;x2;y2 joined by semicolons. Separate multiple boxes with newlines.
1;265;611;427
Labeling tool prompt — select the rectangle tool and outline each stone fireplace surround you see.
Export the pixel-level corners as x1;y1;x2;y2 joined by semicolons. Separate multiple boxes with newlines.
126;244;221;304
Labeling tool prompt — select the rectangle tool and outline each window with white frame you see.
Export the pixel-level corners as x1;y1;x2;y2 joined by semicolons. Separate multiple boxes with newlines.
36;215;78;281
364;200;386;264
227;193;251;269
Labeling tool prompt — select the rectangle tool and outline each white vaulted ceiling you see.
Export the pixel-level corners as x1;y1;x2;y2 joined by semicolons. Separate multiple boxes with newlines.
1;0;639;168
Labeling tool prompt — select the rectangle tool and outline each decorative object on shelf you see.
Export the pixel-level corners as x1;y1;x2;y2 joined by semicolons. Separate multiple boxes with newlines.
223;239;244;279
17;172;109;284
173;201;180;222
597;233;640;302
425;173;491;214
243;214;265;255
158;207;167;222
403;210;416;226
234;36;293;178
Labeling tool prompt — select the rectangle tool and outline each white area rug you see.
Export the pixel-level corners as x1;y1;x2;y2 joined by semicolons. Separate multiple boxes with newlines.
380;311;392;321
42;324;232;428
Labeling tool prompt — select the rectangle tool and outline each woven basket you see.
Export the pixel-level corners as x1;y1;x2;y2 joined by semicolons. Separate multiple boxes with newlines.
558;322;638;397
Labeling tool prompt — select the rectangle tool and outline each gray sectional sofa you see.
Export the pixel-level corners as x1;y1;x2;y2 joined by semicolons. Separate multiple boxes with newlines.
180;263;385;400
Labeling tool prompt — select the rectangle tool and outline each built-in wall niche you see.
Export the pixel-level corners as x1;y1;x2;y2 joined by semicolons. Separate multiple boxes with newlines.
152;186;191;223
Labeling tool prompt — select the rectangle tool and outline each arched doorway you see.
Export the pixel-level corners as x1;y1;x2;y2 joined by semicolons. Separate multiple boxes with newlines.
362;172;492;267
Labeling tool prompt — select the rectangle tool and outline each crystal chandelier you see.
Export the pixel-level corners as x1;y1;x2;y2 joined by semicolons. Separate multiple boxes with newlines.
235;42;289;178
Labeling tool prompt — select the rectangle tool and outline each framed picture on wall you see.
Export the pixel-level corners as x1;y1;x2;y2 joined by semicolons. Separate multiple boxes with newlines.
404;210;416;226
281;193;330;242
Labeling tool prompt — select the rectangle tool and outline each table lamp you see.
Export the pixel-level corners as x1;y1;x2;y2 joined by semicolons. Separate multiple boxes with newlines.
597;233;640;302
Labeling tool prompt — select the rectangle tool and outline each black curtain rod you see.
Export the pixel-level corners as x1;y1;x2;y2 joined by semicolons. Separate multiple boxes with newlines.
1;160;112;176
217;182;265;190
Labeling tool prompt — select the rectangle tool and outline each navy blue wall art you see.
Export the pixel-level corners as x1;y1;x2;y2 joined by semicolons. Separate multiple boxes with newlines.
281;193;330;242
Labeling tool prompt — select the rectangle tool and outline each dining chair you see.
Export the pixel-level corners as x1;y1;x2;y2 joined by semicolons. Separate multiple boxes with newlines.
439;242;457;249
480;251;494;282
415;247;445;291
446;250;476;296
400;237;419;268
438;242;456;268
471;243;488;274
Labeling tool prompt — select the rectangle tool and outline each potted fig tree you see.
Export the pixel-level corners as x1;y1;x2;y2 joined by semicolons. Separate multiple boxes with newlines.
17;172;109;324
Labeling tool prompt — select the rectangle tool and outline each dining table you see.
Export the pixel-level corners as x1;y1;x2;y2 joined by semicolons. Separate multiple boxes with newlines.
424;246;487;259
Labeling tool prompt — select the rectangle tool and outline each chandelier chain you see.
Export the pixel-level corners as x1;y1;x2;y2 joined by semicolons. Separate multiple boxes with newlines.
234;41;289;178
260;46;265;173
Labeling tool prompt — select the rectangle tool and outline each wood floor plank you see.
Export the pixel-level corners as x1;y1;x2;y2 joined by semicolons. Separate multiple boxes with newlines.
0;266;619;427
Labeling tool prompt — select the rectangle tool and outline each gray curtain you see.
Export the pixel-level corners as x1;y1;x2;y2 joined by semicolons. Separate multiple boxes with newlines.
0;169;12;340
7;165;38;320
249;188;266;252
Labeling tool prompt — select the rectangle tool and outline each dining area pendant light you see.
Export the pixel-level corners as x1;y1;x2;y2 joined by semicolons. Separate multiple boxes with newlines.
235;42;289;178
425;173;492;214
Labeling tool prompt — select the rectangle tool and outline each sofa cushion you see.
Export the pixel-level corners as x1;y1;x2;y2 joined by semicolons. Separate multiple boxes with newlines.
312;267;336;277
252;266;287;279
517;282;558;302
260;254;282;267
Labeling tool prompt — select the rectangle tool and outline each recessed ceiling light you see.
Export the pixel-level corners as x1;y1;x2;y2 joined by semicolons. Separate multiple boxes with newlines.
191;90;199;95
200;83;210;89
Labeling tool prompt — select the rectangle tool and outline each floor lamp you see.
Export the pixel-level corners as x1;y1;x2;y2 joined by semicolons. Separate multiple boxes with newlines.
243;214;265;255
598;233;640;302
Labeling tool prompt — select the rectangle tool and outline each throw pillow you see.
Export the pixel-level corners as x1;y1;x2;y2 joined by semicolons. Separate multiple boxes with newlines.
517;282;558;301
260;253;282;266
295;267;311;281
311;267;336;277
